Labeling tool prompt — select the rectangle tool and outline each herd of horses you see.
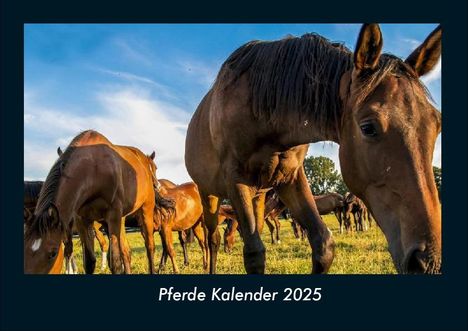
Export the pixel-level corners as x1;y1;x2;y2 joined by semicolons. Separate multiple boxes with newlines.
24;24;442;274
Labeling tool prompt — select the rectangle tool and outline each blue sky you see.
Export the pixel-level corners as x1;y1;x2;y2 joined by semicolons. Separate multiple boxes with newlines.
24;24;441;183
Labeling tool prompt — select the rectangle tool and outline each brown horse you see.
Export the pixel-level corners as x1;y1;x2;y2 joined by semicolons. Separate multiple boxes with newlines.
314;193;345;233
291;193;345;238
157;179;201;268
343;192;371;232
24;130;160;274
219;204;240;253
185;24;441;274
156;182;208;274
263;192;287;244
24;180;74;273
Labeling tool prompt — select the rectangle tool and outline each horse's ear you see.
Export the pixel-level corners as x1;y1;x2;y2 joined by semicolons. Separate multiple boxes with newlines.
57;147;63;156
47;204;60;225
354;24;383;71
405;25;441;77
150;151;156;160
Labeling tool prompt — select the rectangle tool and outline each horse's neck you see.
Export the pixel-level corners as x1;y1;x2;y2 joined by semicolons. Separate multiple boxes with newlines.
54;177;89;228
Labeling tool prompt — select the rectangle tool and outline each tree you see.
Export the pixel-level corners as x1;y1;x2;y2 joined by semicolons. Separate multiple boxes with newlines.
433;166;441;199
303;156;341;195
334;174;349;195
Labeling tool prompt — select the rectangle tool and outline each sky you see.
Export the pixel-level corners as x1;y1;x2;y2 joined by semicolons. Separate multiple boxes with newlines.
24;24;442;183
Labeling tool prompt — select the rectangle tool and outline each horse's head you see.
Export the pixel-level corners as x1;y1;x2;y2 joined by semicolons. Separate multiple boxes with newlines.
24;204;66;274
339;24;442;273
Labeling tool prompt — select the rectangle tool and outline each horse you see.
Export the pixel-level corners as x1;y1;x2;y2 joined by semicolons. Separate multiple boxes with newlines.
185;24;442;274
291;218;307;241
312;192;346;233
156;179;204;270
343;192;371;232
155;181;208;274
291;193;345;238
263;192;287;244
219;204;241;253
24;130;161;274
24;180;74;273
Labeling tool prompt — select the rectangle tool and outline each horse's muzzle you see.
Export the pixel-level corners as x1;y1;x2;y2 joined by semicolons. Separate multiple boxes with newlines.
403;245;441;274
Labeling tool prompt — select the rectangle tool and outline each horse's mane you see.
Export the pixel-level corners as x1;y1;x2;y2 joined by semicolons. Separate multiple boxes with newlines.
214;33;430;137
25;130;98;239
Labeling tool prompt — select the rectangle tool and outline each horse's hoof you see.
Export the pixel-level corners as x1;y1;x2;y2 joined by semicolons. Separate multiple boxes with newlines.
184;262;190;266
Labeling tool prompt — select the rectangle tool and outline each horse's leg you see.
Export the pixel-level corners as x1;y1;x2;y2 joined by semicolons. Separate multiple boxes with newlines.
264;217;276;244
157;230;168;273
162;224;179;274
335;211;343;234
140;204;155;274
291;219;300;239
106;209;124;274
192;221;208;271
226;183;265;274
223;219;231;253
119;218;132;274
274;217;281;243
277;167;334;274
186;229;195;244
358;211;363;231
75;219;96;274
200;192;221;274
64;229;75;274
224;219;237;253
178;231;190;266
253;192;266;234
93;222;109;271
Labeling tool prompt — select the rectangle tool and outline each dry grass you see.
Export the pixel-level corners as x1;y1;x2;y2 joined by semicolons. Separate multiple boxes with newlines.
69;214;396;274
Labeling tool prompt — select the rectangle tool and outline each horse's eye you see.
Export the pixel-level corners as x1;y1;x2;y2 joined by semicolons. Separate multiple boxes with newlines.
360;122;378;137
48;250;58;260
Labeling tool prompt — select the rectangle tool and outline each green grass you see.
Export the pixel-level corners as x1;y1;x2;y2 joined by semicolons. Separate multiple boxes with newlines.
70;214;396;274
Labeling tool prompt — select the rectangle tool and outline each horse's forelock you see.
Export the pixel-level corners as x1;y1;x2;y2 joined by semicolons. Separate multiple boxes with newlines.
24;208;67;242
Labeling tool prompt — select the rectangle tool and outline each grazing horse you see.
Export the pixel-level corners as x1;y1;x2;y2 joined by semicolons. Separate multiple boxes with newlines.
156;182;208;274
185;24;442;274
312;192;346;233
24;130;159;274
343;193;370;232
292;193;346;237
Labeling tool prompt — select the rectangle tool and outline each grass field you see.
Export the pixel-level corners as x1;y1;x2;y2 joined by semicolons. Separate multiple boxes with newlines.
69;214;396;274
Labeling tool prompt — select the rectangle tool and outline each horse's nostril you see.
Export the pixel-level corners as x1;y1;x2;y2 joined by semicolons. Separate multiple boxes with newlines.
406;249;428;274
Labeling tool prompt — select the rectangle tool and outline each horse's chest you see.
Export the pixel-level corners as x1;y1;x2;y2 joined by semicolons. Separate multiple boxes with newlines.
247;149;304;188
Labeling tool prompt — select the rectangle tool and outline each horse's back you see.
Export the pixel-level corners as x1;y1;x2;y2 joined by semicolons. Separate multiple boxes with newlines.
167;182;203;230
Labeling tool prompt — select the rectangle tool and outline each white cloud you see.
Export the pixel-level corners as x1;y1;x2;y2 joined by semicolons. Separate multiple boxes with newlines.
95;67;177;101
433;135;441;168
24;87;192;184
421;58;441;85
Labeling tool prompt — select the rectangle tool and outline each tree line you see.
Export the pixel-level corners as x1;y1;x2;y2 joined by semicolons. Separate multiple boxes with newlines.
304;155;442;199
